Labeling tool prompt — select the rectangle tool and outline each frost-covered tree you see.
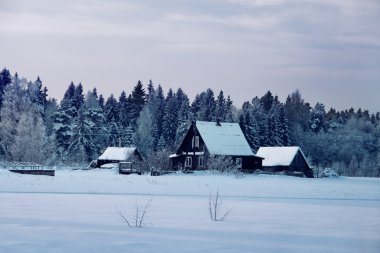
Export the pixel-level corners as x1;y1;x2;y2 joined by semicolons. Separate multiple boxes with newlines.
12;109;47;163
27;77;47;116
123;125;135;147
0;79;31;160
44;98;58;136
135;105;154;155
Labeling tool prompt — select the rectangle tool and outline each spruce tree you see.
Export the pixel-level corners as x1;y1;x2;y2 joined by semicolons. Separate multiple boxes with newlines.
260;90;274;112
162;89;179;149
130;80;146;126
61;82;76;110
175;88;191;148
278;106;290;146
74;83;85;110
215;90;226;121
225;95;234;123
67;108;96;163
0;68;12;109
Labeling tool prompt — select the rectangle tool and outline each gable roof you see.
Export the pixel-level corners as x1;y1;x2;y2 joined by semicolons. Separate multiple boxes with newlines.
195;121;255;156
98;147;138;161
256;146;306;166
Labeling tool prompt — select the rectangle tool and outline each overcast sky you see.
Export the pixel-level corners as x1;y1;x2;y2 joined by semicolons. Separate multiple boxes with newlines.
0;0;379;112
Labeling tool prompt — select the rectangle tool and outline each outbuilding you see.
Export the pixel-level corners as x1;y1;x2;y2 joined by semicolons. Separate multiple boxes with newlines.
96;147;143;168
256;146;314;177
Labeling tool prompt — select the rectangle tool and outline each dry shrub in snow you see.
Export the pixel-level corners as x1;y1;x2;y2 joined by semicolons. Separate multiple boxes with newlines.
117;199;152;228
208;190;231;221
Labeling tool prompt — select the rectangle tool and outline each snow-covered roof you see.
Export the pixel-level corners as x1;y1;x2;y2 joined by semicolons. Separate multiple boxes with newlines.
98;147;137;161
256;146;305;166
196;121;255;156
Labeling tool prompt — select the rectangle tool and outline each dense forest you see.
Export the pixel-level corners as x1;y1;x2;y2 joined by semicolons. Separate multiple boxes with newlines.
0;68;379;176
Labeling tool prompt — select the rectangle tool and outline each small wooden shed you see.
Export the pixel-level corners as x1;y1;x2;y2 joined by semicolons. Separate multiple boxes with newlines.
96;147;143;168
256;146;314;178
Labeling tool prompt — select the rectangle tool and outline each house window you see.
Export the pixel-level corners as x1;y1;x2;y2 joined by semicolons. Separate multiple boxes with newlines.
236;158;242;169
185;156;192;169
192;136;199;148
199;156;205;168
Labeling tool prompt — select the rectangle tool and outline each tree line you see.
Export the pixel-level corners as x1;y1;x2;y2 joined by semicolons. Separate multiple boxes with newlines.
0;68;379;176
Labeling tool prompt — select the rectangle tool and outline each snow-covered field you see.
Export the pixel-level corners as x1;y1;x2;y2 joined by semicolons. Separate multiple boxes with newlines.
1;169;379;253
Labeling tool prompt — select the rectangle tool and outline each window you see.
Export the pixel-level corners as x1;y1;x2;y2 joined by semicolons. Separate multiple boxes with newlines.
199;156;205;168
192;136;199;148
236;158;242;169
185;157;192;169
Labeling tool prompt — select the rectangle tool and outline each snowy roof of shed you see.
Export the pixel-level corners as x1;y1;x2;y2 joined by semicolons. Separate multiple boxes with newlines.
196;121;255;156
256;146;305;166
98;147;137;161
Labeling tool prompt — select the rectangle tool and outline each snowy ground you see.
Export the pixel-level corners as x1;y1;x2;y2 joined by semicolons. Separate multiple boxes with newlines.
0;169;379;253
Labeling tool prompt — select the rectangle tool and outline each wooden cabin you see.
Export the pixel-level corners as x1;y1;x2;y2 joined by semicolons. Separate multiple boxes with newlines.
96;147;143;168
256;146;314;178
169;121;263;172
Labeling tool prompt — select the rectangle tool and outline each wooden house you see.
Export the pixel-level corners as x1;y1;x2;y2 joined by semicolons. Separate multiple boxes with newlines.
256;146;314;177
96;147;143;168
169;121;263;172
